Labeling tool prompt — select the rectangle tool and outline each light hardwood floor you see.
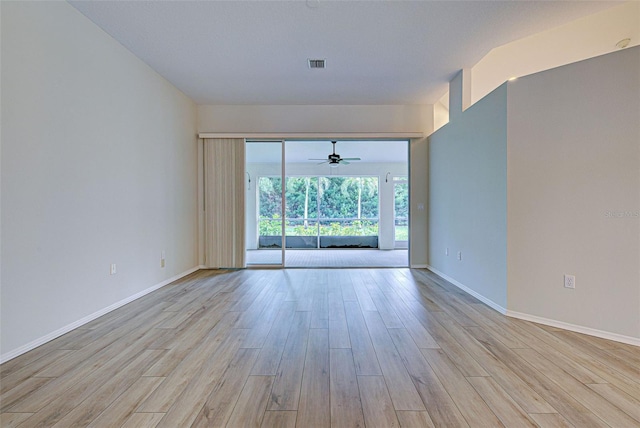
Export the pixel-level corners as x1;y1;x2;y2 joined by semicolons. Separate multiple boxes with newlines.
1;269;639;427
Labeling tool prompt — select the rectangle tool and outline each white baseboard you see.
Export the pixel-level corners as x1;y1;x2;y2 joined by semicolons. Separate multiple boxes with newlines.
506;310;640;347
425;265;507;314
410;264;429;269
0;266;202;364
422;266;639;347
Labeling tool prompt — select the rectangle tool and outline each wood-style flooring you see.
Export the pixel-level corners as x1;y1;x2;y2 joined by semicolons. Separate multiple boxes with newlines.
1;268;639;427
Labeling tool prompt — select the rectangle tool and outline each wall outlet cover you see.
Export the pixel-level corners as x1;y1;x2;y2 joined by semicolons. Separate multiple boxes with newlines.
564;274;575;289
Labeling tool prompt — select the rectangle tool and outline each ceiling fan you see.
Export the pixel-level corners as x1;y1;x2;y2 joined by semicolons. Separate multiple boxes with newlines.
309;141;361;167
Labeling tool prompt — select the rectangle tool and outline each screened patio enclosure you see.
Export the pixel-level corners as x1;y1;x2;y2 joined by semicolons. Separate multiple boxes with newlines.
258;176;380;249
245;140;409;267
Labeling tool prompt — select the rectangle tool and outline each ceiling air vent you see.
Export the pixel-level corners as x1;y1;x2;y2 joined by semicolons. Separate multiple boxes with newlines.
308;59;326;69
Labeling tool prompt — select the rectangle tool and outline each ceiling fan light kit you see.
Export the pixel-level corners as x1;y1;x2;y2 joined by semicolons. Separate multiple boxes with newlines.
309;141;361;166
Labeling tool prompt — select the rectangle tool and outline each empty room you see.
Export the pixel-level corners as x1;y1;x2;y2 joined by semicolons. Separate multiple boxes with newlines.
1;1;639;427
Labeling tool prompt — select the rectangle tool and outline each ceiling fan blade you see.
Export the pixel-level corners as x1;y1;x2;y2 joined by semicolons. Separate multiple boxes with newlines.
316;161;329;165
341;158;361;161
340;160;350;165
308;158;327;161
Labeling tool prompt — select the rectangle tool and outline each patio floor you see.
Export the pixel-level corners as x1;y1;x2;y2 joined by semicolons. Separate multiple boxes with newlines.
246;249;408;267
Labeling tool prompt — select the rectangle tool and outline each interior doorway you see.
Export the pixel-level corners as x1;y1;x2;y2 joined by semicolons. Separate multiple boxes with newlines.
245;139;409;268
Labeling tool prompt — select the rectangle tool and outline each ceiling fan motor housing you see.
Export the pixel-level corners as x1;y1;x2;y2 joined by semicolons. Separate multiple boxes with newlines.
329;141;340;163
308;141;359;166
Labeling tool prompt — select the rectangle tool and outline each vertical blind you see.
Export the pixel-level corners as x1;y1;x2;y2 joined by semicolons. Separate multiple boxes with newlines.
204;138;245;268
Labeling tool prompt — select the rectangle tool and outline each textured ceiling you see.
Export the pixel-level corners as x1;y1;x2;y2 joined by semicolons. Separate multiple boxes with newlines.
69;0;617;105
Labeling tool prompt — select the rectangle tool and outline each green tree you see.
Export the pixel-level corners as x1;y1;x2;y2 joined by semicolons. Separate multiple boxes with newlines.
340;177;378;219
319;177;356;218
285;177;317;227
394;182;408;220
259;177;281;218
259;175;379;237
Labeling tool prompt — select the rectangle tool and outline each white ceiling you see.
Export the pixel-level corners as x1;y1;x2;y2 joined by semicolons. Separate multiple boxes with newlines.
69;1;617;105
247;140;408;164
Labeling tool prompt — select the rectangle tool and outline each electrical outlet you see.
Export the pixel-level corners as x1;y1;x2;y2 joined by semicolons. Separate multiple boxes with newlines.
564;274;575;289
161;251;166;268
110;263;117;275
457;251;462;261
445;247;449;256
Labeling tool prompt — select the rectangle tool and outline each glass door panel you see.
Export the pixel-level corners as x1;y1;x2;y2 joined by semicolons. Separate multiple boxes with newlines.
246;141;284;266
285;176;319;249
394;181;408;249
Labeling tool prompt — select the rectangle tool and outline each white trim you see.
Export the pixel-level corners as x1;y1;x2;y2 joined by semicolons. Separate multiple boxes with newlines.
199;132;424;139
425;265;507;314
423;266;639;347
506;310;640;347
0;266;202;364
410;264;429;269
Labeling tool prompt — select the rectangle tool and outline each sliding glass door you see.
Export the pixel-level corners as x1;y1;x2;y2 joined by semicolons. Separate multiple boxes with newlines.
245;141;284;266
245;139;409;267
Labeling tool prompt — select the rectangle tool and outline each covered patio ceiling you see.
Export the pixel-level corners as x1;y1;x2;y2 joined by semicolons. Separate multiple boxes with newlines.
246;140;409;164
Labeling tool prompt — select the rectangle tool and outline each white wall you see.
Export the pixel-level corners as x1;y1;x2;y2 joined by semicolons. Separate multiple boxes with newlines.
198;104;432;134
507;47;640;340
245;162;408;251
428;46;639;343
433;100;449;133
409;138;429;267
1;2;198;360
428;85;508;309
471;1;640;105
0;2;4;340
